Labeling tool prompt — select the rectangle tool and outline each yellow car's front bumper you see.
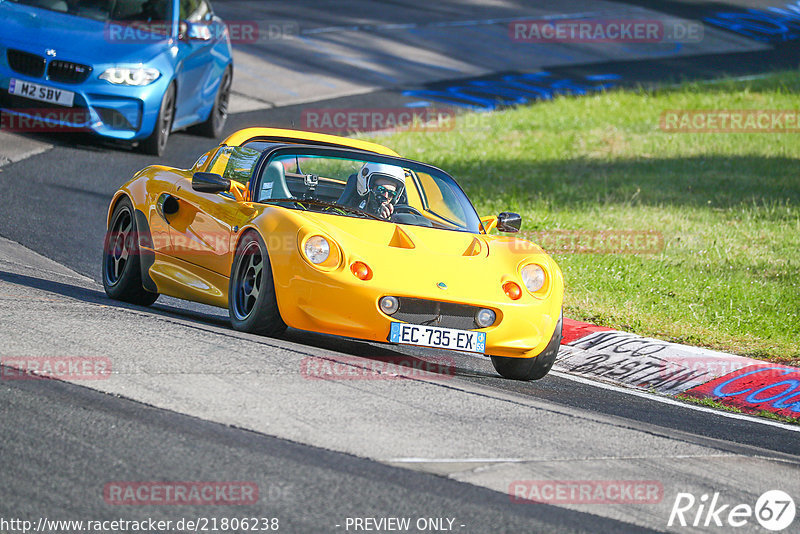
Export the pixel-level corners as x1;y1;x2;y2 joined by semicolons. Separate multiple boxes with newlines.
271;241;563;359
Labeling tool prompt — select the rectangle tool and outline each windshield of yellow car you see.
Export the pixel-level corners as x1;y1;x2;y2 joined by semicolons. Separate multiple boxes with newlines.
253;149;482;233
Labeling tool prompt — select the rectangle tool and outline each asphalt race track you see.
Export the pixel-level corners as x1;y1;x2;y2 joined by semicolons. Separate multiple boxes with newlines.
1;1;799;533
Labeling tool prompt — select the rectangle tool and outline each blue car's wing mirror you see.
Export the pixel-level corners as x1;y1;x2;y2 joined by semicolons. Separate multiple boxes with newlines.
180;21;212;41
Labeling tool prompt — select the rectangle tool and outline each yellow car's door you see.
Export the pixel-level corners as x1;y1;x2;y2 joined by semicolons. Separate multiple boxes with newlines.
167;179;250;277
166;145;261;277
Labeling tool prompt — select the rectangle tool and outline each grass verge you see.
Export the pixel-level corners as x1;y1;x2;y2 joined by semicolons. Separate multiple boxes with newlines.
364;71;800;364
676;394;800;426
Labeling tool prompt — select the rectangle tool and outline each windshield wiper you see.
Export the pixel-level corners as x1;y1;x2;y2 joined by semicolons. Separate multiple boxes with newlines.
261;198;384;221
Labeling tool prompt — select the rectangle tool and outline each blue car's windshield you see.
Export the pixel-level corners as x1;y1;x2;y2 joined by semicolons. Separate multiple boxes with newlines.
8;0;171;22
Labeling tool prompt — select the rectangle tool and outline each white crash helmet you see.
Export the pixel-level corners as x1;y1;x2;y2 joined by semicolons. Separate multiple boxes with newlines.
356;162;406;203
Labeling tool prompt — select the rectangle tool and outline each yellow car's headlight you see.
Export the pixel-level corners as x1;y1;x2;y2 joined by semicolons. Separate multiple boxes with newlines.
521;264;546;293
303;236;330;264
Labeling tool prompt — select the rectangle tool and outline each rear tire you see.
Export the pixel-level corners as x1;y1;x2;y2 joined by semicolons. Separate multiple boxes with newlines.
102;197;159;306
491;312;562;381
191;66;231;139
140;83;175;156
229;231;286;336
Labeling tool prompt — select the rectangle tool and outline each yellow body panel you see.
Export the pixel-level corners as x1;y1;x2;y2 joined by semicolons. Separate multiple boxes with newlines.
248;208;563;358
107;128;563;359
221;127;401;156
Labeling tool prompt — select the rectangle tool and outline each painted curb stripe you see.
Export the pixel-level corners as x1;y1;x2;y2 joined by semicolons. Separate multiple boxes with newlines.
683;365;800;419
558;318;796;423
560;318;613;345
555;329;751;395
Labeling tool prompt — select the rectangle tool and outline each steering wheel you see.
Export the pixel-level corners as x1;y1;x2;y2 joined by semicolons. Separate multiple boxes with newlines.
393;204;423;216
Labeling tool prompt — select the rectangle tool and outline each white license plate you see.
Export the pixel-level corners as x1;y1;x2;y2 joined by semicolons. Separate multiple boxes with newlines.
9;78;74;107
389;322;486;353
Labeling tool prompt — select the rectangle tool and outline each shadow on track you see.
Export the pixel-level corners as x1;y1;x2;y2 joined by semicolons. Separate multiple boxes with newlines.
0;268;489;380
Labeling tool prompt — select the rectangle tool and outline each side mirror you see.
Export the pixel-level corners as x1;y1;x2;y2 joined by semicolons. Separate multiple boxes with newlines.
496;212;522;233
192;172;230;194
181;21;212;41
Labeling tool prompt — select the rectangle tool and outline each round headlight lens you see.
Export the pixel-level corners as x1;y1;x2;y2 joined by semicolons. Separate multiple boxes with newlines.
379;296;399;315
521;264;546;293
304;236;330;264
475;308;496;328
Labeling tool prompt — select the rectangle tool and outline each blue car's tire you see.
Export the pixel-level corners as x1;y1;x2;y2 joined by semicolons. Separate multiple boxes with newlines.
102;197;159;306
491;312;562;381
141;83;175;156
229;231;286;337
192;67;232;139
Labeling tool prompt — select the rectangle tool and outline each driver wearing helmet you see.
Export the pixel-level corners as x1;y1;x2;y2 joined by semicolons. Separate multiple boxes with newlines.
353;162;406;219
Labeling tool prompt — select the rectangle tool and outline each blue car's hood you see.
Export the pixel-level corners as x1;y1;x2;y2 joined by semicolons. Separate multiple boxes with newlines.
0;1;172;66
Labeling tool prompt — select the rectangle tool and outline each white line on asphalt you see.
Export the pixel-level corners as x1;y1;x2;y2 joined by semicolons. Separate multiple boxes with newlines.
550;370;800;433
387;453;739;463
0;132;52;168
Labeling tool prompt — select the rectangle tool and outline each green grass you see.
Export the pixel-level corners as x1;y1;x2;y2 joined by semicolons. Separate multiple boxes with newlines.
676;394;800;426
362;71;800;363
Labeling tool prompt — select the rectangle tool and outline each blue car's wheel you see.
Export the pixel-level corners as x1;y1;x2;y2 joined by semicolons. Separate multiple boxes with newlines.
141;83;175;156
229;231;286;336
491;312;562;380
102;197;159;306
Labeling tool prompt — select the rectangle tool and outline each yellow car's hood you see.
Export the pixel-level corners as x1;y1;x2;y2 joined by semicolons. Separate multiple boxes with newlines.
254;207;559;304
301;210;548;260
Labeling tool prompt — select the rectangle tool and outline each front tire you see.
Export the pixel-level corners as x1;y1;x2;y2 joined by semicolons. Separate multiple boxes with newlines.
102;197;159;306
491;312;562;381
229;231;286;336
140;83;175;156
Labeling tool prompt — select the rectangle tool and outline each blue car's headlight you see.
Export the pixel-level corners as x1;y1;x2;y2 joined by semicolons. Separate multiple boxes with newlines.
99;67;161;86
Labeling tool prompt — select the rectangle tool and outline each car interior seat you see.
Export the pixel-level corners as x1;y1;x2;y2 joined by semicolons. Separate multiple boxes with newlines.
258;161;292;201
38;0;68;12
336;173;360;206
74;0;109;20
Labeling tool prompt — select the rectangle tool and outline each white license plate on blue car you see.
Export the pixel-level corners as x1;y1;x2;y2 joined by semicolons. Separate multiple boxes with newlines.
9;78;74;107
390;322;486;353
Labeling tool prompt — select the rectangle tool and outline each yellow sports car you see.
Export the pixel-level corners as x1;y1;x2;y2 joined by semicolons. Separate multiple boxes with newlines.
103;128;564;380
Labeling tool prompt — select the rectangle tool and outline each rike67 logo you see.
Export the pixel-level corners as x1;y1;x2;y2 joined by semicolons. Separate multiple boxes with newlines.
668;490;795;531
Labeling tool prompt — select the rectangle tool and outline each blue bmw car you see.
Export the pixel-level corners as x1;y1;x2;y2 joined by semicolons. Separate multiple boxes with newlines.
0;0;233;155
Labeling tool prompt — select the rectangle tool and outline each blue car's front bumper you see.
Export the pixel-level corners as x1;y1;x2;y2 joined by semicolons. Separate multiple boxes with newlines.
0;48;167;141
